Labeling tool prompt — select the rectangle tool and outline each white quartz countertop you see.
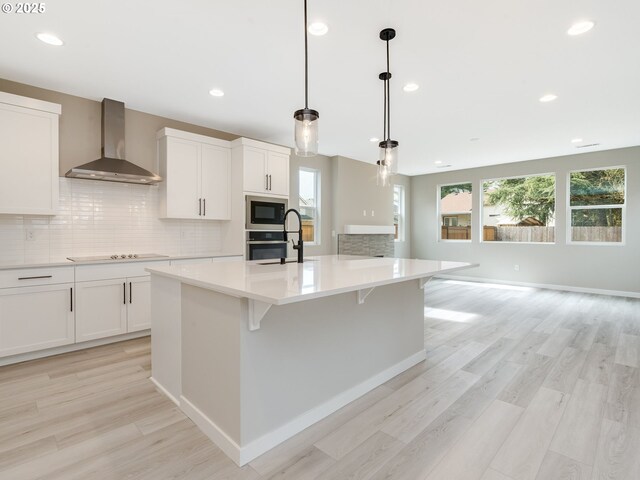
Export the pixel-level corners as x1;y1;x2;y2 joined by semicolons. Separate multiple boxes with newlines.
0;252;242;271
147;255;478;305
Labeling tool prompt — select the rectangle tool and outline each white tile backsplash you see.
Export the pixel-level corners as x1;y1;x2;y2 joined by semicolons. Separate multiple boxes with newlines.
0;178;222;264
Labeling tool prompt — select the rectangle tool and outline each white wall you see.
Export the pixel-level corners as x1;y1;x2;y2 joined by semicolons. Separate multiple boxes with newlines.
411;146;640;295
0;178;224;265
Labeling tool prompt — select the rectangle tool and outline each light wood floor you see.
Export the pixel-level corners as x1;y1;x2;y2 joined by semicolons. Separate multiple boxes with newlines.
1;279;639;479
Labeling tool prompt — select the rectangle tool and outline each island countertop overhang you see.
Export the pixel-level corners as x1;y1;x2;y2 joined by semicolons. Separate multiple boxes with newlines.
146;255;478;306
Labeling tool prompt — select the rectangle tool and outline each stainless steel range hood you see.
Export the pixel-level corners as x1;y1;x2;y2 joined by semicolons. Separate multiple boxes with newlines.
65;99;162;185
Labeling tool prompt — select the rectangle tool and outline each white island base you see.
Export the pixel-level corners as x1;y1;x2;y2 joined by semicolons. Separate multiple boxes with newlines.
148;255;476;466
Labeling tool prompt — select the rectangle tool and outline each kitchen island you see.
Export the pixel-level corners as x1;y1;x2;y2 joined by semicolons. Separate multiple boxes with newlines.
147;255;477;466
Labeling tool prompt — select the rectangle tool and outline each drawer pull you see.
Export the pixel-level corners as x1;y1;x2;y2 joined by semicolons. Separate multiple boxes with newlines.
70;287;73;312
18;275;53;280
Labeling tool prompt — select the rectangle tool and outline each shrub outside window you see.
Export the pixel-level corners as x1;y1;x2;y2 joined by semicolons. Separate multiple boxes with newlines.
568;167;625;244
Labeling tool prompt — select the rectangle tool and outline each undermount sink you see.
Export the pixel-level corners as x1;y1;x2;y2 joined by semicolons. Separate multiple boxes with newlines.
257;259;317;265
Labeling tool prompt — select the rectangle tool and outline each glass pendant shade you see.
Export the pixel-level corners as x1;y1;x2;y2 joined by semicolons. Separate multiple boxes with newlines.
378;139;399;175
294;108;319;157
376;161;390;186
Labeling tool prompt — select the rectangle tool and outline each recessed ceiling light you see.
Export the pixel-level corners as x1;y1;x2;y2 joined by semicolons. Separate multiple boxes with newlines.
369;137;379;142
539;94;558;103
434;160;442;164
403;83;419;92
308;22;328;36
470;137;480;142
36;32;64;46
209;89;224;97
567;21;595;36
571;138;583;143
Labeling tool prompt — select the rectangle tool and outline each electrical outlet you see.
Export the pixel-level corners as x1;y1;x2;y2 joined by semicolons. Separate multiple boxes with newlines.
25;229;35;241
514;264;520;271
331;230;336;238
363;210;367;216
371;210;375;217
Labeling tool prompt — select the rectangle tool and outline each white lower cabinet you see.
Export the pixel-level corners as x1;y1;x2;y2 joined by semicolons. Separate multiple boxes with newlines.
75;279;128;342
127;277;151;332
0;283;74;358
76;275;153;341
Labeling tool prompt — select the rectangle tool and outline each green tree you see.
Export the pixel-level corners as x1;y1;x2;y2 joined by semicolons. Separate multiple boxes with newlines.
570;168;624;227
485;175;555;225
440;183;472;199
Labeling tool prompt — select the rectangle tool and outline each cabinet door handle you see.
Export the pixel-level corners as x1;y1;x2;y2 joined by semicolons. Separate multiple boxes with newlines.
265;174;269;190
203;198;206;216
18;275;52;280
129;282;132;304
198;198;202;216
123;282;126;305
269;174;272;191
70;287;73;312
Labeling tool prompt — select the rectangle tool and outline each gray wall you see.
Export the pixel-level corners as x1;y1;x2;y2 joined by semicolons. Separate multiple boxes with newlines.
411;146;640;294
290;152;411;257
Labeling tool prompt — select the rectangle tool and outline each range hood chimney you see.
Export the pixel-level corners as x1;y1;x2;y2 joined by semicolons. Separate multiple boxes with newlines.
65;99;162;185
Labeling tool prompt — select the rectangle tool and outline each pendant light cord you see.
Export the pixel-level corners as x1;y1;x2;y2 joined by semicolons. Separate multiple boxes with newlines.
386;38;391;141
383;69;387;142
304;0;309;109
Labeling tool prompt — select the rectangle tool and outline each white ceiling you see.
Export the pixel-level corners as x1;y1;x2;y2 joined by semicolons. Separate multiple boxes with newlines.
1;0;639;176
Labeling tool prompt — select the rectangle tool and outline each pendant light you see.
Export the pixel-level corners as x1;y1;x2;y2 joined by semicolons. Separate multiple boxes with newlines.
293;0;319;157
377;28;399;186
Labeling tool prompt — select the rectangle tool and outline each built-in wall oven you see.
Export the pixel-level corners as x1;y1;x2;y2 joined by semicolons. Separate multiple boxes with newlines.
246;231;287;261
246;195;288;230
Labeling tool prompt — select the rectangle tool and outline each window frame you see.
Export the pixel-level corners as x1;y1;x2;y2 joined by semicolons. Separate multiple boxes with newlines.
479;172;557;245
298;166;321;246
566;165;626;247
437;181;473;243
393;184;405;242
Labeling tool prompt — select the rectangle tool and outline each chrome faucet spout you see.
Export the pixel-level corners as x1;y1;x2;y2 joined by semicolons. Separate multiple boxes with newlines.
283;208;304;263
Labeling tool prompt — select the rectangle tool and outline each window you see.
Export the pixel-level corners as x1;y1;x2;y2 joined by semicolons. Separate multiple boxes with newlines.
299;168;320;244
568;167;625;244
481;173;556;243
393;184;405;241
438;183;472;240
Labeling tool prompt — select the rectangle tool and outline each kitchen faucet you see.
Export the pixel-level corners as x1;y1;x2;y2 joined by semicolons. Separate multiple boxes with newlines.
282;208;304;263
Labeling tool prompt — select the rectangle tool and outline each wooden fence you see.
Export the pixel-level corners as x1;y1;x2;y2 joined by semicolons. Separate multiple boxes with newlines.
302;222;315;242
441;226;497;241
571;226;622;242
442;225;621;242
494;226;555;243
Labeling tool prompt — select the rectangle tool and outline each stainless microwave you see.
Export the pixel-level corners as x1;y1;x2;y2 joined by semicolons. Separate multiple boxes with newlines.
245;196;288;230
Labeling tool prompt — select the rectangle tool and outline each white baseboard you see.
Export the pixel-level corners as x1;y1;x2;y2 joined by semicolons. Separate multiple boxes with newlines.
150;377;180;406
0;330;150;367
436;274;640;299
179;349;426;466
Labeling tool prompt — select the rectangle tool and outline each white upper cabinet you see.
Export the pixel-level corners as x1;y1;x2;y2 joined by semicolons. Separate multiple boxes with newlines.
233;138;290;197
157;128;231;220
0;92;61;215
